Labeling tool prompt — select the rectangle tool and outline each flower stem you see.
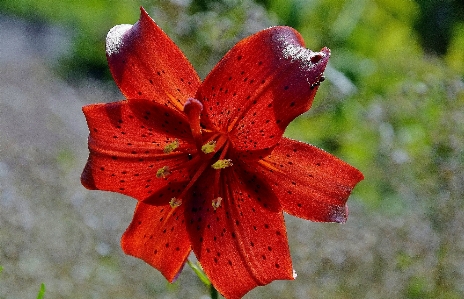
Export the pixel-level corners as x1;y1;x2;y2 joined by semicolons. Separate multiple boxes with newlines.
210;284;218;299
187;259;219;298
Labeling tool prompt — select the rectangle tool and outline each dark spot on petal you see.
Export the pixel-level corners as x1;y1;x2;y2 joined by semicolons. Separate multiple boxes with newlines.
310;54;322;63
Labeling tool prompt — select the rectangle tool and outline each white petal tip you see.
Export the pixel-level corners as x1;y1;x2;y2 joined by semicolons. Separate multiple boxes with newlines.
106;24;133;56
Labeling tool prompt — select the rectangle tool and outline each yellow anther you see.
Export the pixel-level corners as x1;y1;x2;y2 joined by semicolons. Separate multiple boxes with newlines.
156;166;171;178
211;159;233;169
169;197;182;208
163;139;179;153
201;140;217;154
212;197;222;210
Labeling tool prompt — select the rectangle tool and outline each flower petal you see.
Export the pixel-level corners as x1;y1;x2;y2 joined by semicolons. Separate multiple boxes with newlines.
250;138;364;223
106;7;201;111
186;167;293;299
196;26;329;152
121;202;191;282
81;99;197;202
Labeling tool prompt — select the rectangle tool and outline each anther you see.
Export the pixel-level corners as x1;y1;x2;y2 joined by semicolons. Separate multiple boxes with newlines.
156;166;171;178
163;139;179;153
211;159;233;169
201;140;217;154
169;197;182;208
212;197;222;210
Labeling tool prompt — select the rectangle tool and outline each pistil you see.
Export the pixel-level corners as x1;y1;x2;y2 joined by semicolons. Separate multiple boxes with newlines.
178;99;234;210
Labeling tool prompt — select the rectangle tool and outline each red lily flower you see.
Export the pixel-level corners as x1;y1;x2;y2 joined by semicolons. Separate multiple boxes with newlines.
81;7;363;299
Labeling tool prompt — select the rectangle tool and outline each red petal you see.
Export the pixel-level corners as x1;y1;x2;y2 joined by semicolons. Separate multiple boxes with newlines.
106;7;200;111
249;138;364;223
121;202;191;282
81;99;197;203
186;167;293;299
196;26;329;152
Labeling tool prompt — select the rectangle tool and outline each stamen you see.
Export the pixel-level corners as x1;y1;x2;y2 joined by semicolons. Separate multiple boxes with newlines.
212;197;222;210
169;197;182;208
163;139;179;153
156;166;171;178
211;159;233;169
201;140;217;154
168;161;210;209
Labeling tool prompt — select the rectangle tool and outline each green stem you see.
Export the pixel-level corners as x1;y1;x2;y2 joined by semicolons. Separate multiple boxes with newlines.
210;284;218;299
187;259;219;299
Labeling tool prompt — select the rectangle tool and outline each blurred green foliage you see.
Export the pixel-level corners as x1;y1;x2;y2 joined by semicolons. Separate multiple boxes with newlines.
1;0;463;297
0;0;273;80
0;0;152;79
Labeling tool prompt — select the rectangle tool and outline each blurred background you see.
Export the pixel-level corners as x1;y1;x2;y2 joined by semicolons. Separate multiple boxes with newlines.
0;0;463;298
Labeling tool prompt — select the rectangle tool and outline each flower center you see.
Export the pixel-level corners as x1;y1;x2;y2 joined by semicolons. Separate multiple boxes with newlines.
157;98;233;209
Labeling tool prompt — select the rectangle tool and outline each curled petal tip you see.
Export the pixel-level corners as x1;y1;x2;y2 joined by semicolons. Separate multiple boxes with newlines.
321;46;331;56
310;47;330;70
330;205;349;224
106;24;132;56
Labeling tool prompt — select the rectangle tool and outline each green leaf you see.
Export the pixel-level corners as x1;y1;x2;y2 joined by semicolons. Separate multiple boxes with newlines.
36;283;45;299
